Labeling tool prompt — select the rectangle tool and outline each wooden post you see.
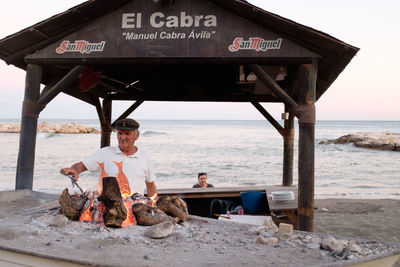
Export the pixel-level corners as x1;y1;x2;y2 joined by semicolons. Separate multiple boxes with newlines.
101;98;112;148
16;64;43;189
282;105;294;186
296;59;317;232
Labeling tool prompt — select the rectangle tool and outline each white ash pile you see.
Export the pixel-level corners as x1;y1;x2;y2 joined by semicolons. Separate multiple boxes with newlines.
248;218;400;263
0;190;399;267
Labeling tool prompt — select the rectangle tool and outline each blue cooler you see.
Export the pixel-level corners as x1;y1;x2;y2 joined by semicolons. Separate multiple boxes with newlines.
240;191;267;214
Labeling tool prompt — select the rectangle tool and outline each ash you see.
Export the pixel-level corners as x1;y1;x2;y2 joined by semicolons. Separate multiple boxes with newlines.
0;190;399;267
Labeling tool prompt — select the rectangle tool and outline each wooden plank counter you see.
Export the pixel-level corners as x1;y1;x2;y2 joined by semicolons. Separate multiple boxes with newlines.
265;185;298;228
157;185;267;199
157;186;266;217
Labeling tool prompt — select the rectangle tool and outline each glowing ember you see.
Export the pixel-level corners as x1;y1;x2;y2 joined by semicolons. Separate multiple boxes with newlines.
79;192;94;222
93;202;105;225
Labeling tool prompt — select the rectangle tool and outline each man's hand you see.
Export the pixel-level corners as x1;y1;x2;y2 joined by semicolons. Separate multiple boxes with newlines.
60;162;87;180
60;167;78;179
146;181;158;201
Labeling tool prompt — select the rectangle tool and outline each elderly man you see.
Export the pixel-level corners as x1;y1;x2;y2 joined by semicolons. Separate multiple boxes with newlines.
60;118;157;199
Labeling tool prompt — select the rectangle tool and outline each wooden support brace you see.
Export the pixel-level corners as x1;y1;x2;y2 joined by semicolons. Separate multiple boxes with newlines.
247;64;298;108
250;101;284;134
101;98;112;148
92;96;106;127
39;75;64;99
112;100;144;126
37;65;86;106
91;96;112;134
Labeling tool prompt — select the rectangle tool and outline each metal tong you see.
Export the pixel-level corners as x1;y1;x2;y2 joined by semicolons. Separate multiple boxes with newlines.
67;174;84;194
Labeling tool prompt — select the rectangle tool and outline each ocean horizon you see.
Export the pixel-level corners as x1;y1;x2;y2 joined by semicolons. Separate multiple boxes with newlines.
1;119;399;199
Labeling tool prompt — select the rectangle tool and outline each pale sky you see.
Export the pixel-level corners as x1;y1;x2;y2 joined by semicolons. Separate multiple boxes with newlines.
0;0;399;120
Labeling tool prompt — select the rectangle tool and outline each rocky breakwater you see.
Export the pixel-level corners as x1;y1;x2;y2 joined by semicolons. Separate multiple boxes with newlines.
319;132;400;152
0;122;99;134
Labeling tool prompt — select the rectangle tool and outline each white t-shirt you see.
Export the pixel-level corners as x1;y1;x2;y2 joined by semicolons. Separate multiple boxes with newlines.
82;146;155;195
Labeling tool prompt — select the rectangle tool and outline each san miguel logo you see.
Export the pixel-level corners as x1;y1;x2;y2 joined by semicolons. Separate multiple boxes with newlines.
228;37;282;52
56;40;106;54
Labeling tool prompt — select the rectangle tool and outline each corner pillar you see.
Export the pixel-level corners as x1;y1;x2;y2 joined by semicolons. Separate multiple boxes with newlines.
16;64;43;189
282;106;295;186
295;59;317;232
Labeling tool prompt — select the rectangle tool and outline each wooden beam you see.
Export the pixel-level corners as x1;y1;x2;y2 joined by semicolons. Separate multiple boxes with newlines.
73;8;90;22
16;64;42;189
101;99;112;148
112;100;144;126
37;65;86;106
63;87;95;105
282;105;295;186
8;25;84;65
98;80;126;94
100;75;144;92
109;94;280;102
91;95;112;148
247;64;298;108
250;101;284;134
297;58;318;232
39;74;64;98
91;96;107;128
29;27;48;39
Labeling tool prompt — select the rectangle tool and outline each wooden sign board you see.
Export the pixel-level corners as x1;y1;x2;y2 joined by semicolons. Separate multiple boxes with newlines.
27;0;318;62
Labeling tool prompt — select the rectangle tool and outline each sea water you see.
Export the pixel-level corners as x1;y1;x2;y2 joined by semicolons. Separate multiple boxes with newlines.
0;120;399;199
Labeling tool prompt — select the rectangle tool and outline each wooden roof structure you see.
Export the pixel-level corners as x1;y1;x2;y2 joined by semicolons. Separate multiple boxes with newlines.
0;0;358;102
0;0;358;232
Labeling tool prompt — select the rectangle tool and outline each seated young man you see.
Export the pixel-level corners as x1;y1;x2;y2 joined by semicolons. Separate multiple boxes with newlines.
193;172;214;188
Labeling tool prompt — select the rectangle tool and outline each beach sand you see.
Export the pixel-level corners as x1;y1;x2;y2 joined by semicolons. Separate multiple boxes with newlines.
0;190;399;266
315;198;400;266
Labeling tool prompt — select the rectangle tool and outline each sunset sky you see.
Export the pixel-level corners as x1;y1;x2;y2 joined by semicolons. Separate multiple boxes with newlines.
0;0;399;120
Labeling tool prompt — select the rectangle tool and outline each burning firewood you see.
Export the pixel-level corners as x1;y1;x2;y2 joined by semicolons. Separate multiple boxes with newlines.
59;188;88;221
131;203;178;226
156;195;188;222
97;176;127;227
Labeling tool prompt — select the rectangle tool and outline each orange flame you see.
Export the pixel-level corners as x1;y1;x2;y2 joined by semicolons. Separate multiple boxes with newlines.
79;192;94;222
148;193;158;208
85;162;139;227
121;199;136;227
